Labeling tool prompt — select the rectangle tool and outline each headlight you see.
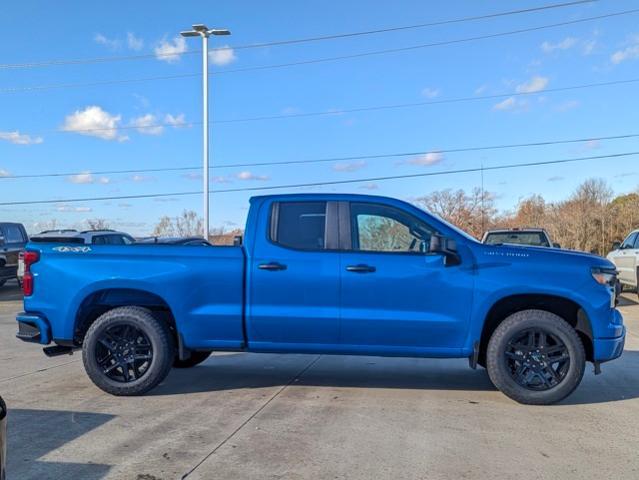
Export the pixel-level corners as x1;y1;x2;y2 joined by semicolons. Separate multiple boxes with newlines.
591;266;617;286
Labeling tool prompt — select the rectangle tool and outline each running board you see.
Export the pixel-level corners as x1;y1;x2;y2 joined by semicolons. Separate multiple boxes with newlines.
43;345;75;357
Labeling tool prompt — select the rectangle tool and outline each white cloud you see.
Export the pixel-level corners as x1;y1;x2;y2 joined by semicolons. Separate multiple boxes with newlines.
584;139;601;150
332;160;366;172
611;36;639;64
62;106;127;141
0;169;10;177
541;37;577;53
515;76;549;93
475;84;488;95
164;113;187;127
68;172;111;185
359;183;379;190
130;174;155;182
236;171;269;181
408;152;444;166
548;176;564;182
493;97;517;110
421;87;440;98
56;204;92;213
0;131;43;145
131;114;163;135
127;32;144;51
154;37;187;63
94;33;120;49
582;39;597;56
209;45;236;66
555;100;580;112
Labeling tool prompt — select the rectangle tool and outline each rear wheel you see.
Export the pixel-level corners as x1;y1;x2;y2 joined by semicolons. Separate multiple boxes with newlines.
173;351;212;368
82;306;175;396
486;309;585;405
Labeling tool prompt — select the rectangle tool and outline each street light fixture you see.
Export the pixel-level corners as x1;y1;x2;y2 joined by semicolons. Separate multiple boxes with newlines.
180;24;231;239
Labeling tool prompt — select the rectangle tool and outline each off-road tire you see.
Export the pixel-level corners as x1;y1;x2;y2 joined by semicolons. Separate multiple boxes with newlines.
82;306;175;396
173;351;212;368
486;309;585;405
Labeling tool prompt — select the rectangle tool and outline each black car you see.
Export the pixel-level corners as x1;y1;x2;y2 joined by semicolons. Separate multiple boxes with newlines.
0;222;28;288
0;395;6;480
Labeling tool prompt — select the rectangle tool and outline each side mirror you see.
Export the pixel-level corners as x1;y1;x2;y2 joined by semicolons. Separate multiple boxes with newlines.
612;241;621;251
429;234;461;266
553;243;561;248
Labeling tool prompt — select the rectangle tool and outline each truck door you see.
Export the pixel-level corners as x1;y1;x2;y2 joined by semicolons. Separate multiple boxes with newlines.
0;224;27;268
338;201;474;354
247;200;341;350
612;232;638;285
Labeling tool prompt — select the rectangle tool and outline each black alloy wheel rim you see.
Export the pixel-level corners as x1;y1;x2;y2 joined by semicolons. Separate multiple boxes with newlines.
505;328;570;391
95;323;153;383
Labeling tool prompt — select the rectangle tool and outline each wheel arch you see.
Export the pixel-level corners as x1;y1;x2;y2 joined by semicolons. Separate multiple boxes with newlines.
478;294;594;365
73;288;177;345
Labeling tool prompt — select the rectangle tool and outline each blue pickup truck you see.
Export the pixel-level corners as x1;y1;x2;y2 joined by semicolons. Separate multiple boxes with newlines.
16;194;625;404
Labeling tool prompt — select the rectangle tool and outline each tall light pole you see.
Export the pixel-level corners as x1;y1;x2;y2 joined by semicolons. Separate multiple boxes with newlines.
181;24;231;239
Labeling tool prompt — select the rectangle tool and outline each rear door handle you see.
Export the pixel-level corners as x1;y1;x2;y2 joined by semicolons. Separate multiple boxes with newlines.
346;264;376;273
258;262;287;271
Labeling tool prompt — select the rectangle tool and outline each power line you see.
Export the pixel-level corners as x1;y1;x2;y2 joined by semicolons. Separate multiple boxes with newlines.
25;76;639;136
0;0;596;70
215;9;639;76
1;151;637;206
2;132;638;181
2;8;636;95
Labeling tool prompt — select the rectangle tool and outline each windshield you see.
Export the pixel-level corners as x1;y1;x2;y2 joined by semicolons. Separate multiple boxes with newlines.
484;231;550;247
412;204;479;243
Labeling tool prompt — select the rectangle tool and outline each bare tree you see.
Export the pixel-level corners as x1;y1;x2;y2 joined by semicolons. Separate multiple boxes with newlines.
85;218;111;231
414;187;496;239
153;210;203;237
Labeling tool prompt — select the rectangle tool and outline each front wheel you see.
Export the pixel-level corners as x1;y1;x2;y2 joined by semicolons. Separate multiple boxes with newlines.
82;306;175;396
486;310;585;405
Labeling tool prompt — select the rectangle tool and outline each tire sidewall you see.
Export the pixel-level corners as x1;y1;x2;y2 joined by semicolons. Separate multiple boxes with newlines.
487;310;585;405
82;307;174;395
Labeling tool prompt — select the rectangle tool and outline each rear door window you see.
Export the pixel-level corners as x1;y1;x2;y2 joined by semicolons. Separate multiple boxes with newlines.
270;202;327;250
1;225;26;243
621;232;638;249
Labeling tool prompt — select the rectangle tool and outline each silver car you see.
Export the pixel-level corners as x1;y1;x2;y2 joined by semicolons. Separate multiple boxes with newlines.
607;229;639;296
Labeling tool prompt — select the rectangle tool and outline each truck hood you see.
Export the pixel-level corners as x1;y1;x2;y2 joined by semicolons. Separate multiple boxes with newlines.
475;242;614;268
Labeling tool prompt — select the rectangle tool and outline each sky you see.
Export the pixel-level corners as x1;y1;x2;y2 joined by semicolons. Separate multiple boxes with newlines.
1;0;639;235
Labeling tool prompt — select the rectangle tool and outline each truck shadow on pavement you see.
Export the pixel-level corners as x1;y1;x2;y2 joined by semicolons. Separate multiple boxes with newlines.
7;408;113;480
153;350;639;406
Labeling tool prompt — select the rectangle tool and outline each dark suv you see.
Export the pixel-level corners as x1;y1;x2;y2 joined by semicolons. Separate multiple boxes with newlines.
0;222;28;288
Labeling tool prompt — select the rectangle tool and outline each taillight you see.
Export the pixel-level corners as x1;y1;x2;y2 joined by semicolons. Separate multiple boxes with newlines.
22;250;39;296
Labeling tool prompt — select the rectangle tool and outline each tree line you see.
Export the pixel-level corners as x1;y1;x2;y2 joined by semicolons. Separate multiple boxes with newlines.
416;178;639;255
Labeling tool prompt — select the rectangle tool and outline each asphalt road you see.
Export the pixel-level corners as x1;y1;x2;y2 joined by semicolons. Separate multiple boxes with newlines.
1;280;639;480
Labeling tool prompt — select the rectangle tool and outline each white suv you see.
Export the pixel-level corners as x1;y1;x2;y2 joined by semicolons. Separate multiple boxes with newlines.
607;229;639;295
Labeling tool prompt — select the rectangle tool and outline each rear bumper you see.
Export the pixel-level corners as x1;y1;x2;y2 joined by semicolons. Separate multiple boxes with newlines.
16;312;51;345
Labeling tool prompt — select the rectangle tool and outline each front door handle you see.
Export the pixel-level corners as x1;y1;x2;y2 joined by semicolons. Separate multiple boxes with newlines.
258;262;287;271
346;264;376;273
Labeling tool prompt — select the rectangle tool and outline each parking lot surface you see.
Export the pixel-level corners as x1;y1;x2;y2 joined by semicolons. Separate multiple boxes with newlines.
2;280;639;480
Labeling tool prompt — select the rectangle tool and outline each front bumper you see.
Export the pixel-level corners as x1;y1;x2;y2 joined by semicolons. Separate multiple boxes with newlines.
16;312;51;345
593;327;626;362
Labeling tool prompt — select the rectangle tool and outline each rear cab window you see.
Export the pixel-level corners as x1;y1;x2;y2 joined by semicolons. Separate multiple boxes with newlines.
484;232;550;247
270;202;327;250
1;224;27;244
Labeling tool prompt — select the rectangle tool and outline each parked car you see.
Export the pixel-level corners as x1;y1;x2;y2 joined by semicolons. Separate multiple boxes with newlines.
482;228;560;248
29;229;135;245
16;194;624;405
136;236;212;246
0;222;28;288
0;395;6;480
607;229;639;296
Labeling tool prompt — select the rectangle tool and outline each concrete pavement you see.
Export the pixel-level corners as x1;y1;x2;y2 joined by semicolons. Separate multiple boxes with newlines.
1;280;638;480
